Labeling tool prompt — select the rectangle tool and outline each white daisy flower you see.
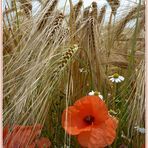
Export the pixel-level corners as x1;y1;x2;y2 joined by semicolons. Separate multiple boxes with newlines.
79;68;87;73
108;93;111;97
134;126;145;134
109;73;125;83
88;90;103;100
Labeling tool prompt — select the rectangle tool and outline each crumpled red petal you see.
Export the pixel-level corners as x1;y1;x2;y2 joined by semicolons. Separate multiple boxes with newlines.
36;137;51;148
4;124;42;147
77;116;117;148
3;125;9;143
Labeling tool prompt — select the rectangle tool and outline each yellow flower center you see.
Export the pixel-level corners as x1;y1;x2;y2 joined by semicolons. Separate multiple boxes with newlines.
94;91;99;96
113;73;119;78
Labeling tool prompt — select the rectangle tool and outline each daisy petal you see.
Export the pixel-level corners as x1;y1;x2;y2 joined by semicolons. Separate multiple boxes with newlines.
115;79;119;83
138;128;145;134
117;79;121;83
88;91;95;96
119;76;124;81
135;127;145;134
110;78;114;82
108;76;113;78
116;79;121;83
99;95;103;100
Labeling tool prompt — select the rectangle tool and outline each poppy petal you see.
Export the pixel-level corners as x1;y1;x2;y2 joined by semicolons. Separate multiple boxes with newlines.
62;106;91;135
62;96;109;135
77;129;108;148
28;142;36;148
6;124;42;147
62;96;117;147
77;116;117;148
3;125;9;143
36;137;51;148
74;96;108;124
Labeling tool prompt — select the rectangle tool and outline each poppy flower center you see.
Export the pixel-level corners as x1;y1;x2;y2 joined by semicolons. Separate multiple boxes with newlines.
83;115;95;125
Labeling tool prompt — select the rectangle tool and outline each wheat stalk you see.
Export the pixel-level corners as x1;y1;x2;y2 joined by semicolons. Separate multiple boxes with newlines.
98;5;106;25
114;5;144;40
19;0;32;18
37;0;59;31
90;1;98;19
73;0;83;20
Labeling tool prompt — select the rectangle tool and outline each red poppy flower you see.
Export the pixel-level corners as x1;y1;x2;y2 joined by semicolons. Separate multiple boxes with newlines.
3;124;51;148
3;125;9;143
62;96;118;148
36;137;51;147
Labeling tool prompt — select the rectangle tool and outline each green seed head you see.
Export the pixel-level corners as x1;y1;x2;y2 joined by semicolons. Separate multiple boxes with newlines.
113;73;119;78
94;91;99;96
